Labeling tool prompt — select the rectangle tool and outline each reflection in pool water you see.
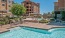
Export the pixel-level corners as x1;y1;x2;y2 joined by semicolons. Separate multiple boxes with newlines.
0;27;65;38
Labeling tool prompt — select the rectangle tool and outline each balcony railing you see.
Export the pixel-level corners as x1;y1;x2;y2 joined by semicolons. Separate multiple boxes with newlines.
1;0;7;2
59;7;65;11
0;10;7;13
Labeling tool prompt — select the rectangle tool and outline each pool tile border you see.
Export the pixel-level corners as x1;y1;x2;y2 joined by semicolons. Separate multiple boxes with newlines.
20;26;65;30
0;26;65;34
0;30;10;34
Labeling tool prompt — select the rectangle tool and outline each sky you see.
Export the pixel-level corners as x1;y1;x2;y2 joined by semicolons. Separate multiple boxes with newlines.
14;0;57;14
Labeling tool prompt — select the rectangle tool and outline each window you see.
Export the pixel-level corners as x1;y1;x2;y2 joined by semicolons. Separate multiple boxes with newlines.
31;9;33;11
9;5;10;7
32;12;33;13
2;4;5;6
2;0;6;2
9;1;11;3
30;9;31;11
2;0;5;1
31;6;33;8
29;6;31;8
27;9;29;11
26;6;29;8
26;2;29;4
30;12;31;13
26;12;29;14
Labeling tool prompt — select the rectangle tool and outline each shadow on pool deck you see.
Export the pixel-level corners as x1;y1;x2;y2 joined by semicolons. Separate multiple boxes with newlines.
47;22;65;26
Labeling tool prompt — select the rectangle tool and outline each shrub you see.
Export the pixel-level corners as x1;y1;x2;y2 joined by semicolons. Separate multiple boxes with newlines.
10;4;26;16
0;17;10;24
0;21;5;25
50;18;55;21
39;19;49;23
61;11;65;21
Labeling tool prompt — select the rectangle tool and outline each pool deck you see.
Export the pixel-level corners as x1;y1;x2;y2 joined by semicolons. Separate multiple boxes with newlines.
0;22;65;33
21;22;65;29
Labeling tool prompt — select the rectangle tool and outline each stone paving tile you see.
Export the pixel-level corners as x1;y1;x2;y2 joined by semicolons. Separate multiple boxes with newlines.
0;22;65;33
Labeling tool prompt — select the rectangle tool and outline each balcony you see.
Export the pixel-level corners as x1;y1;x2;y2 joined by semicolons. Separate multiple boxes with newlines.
59;7;65;11
0;10;7;13
1;0;7;3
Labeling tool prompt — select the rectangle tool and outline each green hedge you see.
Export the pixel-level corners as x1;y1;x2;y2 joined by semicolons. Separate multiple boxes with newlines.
61;11;65;21
0;21;6;25
39;19;49;23
50;18;55;21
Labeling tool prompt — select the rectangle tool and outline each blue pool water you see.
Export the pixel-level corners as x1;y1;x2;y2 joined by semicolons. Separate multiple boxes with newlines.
0;27;65;38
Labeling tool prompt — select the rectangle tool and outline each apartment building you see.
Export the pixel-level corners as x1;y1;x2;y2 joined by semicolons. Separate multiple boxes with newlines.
58;0;65;10
0;0;13;17
54;0;65;19
54;2;58;11
22;0;40;16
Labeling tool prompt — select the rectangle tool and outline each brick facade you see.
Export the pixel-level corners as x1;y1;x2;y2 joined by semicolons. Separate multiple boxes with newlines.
54;2;59;11
54;0;65;11
54;0;65;19
58;0;65;10
0;0;13;17
22;0;40;16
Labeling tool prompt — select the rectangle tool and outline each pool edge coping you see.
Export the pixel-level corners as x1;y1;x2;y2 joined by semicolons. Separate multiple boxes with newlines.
0;26;65;34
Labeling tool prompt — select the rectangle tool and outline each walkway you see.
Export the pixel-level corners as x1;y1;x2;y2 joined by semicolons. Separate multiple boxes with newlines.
21;22;65;29
0;22;65;33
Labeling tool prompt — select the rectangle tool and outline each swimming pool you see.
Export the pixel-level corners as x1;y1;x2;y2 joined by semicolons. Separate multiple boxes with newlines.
0;27;65;38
